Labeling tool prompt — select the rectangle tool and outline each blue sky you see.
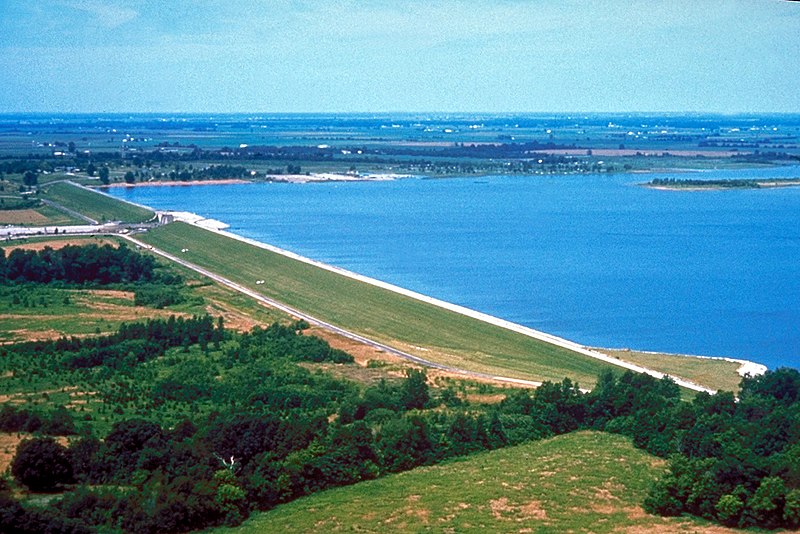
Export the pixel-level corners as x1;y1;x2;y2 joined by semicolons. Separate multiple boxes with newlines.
1;0;798;113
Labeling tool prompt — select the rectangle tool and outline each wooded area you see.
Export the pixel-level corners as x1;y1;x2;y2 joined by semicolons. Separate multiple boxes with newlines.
1;243;799;533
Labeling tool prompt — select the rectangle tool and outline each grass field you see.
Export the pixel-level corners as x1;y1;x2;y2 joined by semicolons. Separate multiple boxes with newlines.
0;205;84;226
0;235;290;344
138;223;740;391
41;181;154;223
599;349;743;393
219;431;732;534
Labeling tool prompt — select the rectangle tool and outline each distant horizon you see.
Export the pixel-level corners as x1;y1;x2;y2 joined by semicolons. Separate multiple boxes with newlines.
3;110;800;117
1;1;798;115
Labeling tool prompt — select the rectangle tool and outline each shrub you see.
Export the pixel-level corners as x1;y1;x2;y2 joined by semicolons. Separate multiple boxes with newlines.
12;437;74;492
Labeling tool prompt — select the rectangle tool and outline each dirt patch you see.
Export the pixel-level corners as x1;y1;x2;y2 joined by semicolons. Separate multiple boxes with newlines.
625;506;649;520
382;495;431;526
83;289;134;300
519;500;548;520
3;238;118;252
2;328;67;343
204;301;264;332
490;497;549;522
615;523;738;534
308;327;405;367
0;433;25;473
490;497;514;520
0;209;50;225
464;393;506;404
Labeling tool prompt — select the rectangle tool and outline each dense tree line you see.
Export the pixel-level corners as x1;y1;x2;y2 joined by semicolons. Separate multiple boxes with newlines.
0;405;76;436
5;315;223;370
640;370;800;528
0;244;158;285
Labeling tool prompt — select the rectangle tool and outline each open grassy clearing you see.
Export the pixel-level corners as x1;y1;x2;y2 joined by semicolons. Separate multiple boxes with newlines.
40;181;154;223
0;285;196;343
598;349;743;393
220;431;733;534
0;236;283;344
139;223;739;391
0;208;49;225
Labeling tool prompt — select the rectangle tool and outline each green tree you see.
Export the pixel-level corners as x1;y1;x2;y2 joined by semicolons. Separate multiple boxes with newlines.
23;170;37;186
213;469;247;526
12;437;74;491
98;166;110;185
784;489;800;528
748;476;787;528
86;163;96;177
715;494;744;526
124;171;135;184
399;369;429;410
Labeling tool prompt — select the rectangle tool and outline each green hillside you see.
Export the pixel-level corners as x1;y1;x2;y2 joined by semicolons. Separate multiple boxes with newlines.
221;431;729;533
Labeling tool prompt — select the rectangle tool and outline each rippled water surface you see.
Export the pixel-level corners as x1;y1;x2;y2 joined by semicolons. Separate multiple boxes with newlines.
109;166;800;369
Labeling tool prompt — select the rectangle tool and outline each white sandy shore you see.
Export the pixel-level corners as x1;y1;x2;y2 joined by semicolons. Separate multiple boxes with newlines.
601;348;767;378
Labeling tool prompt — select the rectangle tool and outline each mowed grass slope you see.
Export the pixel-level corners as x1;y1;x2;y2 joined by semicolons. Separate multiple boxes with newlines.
140;222;616;387
220;431;731;534
42;182;154;223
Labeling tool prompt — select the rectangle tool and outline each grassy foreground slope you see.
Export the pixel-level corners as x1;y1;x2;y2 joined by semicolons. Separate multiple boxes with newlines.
221;431;730;534
140;222;620;387
41;181;154;223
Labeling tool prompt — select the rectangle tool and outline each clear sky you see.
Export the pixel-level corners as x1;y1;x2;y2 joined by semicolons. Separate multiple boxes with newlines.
1;0;798;113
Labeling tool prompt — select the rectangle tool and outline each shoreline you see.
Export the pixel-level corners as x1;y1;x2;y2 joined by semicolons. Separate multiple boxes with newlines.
264;172;413;183
98;173;414;188
598;347;767;378
99;179;251;188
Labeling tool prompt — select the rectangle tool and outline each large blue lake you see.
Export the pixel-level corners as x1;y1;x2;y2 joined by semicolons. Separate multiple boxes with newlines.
108;166;800;370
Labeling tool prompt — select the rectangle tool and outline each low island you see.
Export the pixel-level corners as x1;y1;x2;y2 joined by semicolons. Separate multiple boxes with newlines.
645;176;800;190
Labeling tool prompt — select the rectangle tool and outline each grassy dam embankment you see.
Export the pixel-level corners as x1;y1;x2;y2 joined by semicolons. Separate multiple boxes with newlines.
138;221;742;390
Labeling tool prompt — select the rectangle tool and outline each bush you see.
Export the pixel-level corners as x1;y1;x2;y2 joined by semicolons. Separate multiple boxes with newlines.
11;437;74;492
134;285;186;308
715;494;744;526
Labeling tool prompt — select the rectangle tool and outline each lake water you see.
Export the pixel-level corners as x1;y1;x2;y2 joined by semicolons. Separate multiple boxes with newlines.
108;166;800;370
